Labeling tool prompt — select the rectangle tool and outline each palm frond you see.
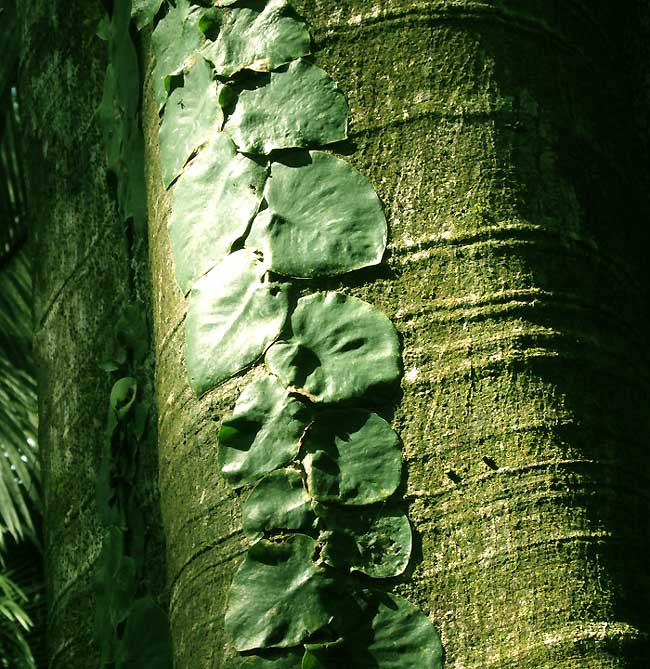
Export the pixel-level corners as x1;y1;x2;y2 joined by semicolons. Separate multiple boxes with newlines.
0;568;35;669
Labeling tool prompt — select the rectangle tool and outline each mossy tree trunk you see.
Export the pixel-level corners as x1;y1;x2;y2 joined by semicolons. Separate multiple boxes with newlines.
17;2;166;666
144;1;650;668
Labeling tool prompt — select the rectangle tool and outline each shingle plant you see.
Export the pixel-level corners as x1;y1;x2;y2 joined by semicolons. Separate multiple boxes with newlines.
130;0;444;666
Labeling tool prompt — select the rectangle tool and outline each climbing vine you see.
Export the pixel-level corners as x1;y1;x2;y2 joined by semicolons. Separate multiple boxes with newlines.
137;0;443;666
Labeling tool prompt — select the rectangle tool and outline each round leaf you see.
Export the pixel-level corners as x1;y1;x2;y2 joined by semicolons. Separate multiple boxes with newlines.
225;535;333;651
219;376;311;487
151;0;204;110
158;56;223;188
185;250;290;396
309;591;443;669
302;410;402;505
243;468;315;540
265;293;401;404
246;152;386;278
316;505;412;578
168;133;267;294
223;59;348;155
202;0;310;77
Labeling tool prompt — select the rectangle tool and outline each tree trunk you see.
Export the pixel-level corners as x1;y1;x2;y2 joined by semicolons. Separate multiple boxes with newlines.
144;1;650;668
17;2;167;666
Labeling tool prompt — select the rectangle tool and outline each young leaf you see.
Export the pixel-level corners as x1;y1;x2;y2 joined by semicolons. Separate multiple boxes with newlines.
265;293;401;404
223;60;347;155
159;56;223;188
242;468;315;540
202;0;310;77
225;535;333;651
168;133;267;294
246;151;386;278
185;251;290;396
219;375;311;487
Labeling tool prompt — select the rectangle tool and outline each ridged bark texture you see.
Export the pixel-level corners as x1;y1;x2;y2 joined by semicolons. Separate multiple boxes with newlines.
18;2;167;666
144;1;650;667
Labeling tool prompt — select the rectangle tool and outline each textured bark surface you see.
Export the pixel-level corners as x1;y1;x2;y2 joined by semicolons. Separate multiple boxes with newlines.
143;1;650;668
18;2;166;666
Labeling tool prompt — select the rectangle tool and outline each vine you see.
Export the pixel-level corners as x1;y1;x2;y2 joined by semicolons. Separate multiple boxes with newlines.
144;0;443;666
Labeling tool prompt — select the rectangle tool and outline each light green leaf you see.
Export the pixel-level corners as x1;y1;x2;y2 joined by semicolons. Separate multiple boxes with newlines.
265;292;401;404
309;591;443;669
243;468;315;540
110;377;138;421
151;0;204;110
225;535;333;651
246;151;386;277
316;505;411;578
168;132;267;294
223;59;348;155
302;410;402;505
159;56;223;188
185;250;290;396
116;597;173;669
202;0;310;77
219;375;311;487
131;0;164;29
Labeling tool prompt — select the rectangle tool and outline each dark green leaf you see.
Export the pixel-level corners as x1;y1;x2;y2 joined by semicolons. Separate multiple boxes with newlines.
240;648;304;668
309;591;443;669
185;250;290;396
225;535;333;651
159;56;223;188
316;505;411;578
247;151;386;277
224;59;348;155
202;0;310;77
243;468;315;540
168;133;267;294
116;597;173;669
219;375;311;487
151;0;204;110
265;292;401;403
302;410;402;506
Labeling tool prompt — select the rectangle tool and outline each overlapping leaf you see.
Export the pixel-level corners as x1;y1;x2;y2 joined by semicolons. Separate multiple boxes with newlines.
202;0;310;77
242;468;314;540
151;0;204;110
302;410;402;505
218;375;311;487
265;293;401;404
308;591;443;669
159;56;223;188
240;649;304;668
185;250;290;396
131;0;164;29
168;133;267;294
316;505;412;578
246;151;386;277
225;535;332;651
223;60;348;155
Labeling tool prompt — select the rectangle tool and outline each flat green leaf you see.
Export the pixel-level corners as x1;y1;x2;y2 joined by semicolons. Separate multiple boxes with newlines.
201;0;310;77
243;468;315;540
185;250;290;396
302;410;402;505
223;59;348;155
309;591;443;669
225;535;333;651
131;0;164;29
152;0;204;110
116;597;173;669
246;152;386;277
168;133;267;294
159;56;223;188
219;375;311;487
241;649;304;668
216;0;241;5
265;292;401;404
316;505;412;578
